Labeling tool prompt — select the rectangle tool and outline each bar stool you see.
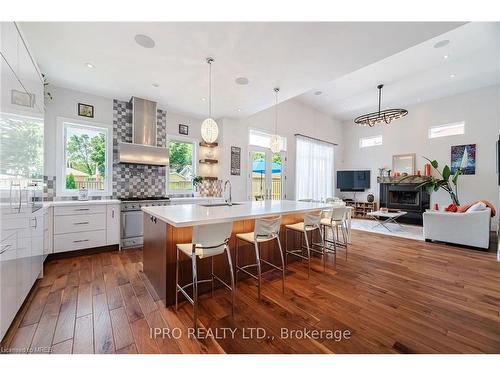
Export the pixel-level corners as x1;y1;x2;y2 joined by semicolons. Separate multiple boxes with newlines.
321;206;349;261
284;210;324;277
175;222;235;329
235;216;285;299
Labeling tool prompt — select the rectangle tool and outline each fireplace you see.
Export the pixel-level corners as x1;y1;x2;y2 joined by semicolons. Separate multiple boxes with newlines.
379;183;430;225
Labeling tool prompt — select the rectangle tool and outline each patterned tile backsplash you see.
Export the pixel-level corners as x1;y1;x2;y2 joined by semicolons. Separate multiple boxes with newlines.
112;99;168;199
43;99;220;201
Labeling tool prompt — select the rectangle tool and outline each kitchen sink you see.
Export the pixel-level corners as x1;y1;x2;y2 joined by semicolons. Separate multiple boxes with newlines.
199;202;243;207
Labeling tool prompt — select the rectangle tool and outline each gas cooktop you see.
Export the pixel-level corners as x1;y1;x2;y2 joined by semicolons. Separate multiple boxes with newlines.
118;197;170;202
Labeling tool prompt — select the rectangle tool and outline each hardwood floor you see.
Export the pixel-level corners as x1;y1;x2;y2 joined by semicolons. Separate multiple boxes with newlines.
2;230;500;354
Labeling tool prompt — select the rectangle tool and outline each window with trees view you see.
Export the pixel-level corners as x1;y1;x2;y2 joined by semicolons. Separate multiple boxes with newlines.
57;119;112;196
168;139;196;192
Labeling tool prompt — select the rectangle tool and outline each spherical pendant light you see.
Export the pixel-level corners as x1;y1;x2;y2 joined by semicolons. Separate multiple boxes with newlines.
201;117;219;144
269;87;282;153
201;58;219;143
269;134;282;153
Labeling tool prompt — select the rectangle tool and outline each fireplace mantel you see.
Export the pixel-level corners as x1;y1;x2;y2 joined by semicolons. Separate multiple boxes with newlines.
377;176;431;184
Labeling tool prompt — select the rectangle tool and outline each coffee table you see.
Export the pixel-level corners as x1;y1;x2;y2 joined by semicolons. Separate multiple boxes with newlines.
366;210;407;232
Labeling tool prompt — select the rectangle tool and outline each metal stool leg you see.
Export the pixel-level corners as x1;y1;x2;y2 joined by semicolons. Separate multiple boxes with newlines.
285;228;288;267
235;238;239;285
211;255;215;297
192;254;198;329
225;246;235;316
276;236;285;293
254;242;262;299
175;247;179;310
303;230;311;279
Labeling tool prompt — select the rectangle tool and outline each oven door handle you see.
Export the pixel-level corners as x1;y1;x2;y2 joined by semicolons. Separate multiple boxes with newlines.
121;212;126;238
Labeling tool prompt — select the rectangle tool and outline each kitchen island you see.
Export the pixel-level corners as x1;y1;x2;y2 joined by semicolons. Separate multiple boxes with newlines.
141;200;330;305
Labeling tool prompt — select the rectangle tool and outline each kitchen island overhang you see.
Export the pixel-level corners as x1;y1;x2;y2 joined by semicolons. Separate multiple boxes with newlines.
141;200;331;306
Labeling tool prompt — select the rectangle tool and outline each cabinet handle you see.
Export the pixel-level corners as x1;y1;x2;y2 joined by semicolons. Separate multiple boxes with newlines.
0;244;12;254
74;221;89;225
31;217;38;229
74;208;90;211
73;239;89;243
112;209;114;219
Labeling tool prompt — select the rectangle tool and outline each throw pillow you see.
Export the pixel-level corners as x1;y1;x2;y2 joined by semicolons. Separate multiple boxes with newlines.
467;201;487;212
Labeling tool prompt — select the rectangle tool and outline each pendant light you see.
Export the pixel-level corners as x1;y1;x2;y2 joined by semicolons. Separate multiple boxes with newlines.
269;87;282;153
354;84;408;127
200;57;219;143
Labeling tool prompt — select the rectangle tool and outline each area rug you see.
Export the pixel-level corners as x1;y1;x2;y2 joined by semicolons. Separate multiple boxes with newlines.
350;218;424;241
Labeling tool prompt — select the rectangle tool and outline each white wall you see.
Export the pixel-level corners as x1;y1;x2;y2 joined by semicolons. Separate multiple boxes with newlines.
218;98;344;201
44;85;113;176
341;85;500;228
44;85;205;179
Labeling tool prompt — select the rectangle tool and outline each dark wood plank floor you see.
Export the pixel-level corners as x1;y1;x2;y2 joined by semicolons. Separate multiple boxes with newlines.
3;230;500;354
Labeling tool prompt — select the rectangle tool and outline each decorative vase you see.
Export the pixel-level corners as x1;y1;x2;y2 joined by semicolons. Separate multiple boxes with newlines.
424;163;431;176
367;193;374;203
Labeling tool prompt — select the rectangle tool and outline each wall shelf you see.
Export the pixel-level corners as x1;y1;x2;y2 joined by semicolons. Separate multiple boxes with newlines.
199;158;218;165
199;142;218;148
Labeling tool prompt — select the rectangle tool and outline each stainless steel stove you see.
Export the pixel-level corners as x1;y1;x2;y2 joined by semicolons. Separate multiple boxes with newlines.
120;197;170;249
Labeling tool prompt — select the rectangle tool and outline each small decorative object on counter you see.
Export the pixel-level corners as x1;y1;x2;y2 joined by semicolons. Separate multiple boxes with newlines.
416;170;421;177
367;193;374;203
380;207;388;212
386;169;391;177
433;203;439;211
424;163;431;176
78;187;89;201
378;168;385;177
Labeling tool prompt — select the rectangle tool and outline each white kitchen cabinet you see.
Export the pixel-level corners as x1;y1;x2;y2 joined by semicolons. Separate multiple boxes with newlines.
43;206;53;256
50;202;120;254
106;204;120;247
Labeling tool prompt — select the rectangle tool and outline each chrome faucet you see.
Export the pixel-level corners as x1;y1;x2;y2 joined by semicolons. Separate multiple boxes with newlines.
224;180;232;206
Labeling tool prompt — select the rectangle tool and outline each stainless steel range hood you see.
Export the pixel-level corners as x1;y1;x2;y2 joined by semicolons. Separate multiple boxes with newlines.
118;97;169;166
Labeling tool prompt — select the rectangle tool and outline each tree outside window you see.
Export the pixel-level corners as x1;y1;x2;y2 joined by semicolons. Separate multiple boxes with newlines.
168;140;195;191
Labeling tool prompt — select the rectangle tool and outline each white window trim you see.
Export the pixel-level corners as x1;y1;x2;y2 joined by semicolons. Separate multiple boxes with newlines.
428;121;465;139
56;116;113;197
248;127;287;151
166;135;198;194
359;135;383;148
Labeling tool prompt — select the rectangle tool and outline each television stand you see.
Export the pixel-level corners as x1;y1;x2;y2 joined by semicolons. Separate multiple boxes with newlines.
344;200;378;218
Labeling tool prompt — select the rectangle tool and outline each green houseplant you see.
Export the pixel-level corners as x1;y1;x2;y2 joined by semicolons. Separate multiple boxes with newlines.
192;175;203;190
417;157;461;206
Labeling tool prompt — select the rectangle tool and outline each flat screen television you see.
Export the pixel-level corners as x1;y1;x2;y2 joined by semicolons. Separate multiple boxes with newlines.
337;170;371;192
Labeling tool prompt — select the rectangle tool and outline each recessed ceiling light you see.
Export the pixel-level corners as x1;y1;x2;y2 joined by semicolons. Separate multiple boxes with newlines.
152;83;159;88
201;97;206;101
235;77;249;85
237;108;242;112
314;91;322;96
433;39;450;49
85;62;95;69
134;34;155;48
450;73;456;78
443;55;449;59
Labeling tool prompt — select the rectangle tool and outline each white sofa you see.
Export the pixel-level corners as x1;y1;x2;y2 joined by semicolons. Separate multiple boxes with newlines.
423;208;491;249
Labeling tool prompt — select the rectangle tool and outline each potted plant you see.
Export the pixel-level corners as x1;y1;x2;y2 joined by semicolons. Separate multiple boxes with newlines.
416;157;461;206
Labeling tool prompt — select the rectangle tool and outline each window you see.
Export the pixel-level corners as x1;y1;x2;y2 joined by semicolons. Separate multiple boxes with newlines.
249;128;287;151
428;121;465;139
56;118;112;196
359;135;383;148
168;138;196;192
295;135;334;201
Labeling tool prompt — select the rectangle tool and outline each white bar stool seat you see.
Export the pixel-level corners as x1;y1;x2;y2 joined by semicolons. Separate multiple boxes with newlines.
284;210;325;277
235;215;285;299
321;206;349;261
175;222;235;329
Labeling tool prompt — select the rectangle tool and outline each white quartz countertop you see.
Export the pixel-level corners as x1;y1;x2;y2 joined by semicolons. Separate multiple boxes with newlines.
168;197;224;202
44;199;120;207
142;200;331;227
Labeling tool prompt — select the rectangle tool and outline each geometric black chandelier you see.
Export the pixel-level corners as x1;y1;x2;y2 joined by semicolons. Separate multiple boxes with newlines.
354;84;408;127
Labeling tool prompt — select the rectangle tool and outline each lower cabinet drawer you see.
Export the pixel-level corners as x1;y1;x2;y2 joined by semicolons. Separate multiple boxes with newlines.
54;230;106;253
54;213;106;234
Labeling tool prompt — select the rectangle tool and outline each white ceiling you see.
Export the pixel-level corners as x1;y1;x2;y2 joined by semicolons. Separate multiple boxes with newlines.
19;22;463;119
298;22;500;122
